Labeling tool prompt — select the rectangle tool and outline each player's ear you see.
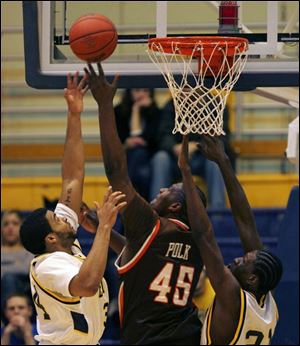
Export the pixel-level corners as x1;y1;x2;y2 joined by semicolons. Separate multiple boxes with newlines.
246;273;259;288
45;232;58;246
168;202;182;213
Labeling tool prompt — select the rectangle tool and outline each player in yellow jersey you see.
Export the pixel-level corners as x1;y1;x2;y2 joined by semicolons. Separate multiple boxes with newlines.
20;72;126;345
178;135;282;345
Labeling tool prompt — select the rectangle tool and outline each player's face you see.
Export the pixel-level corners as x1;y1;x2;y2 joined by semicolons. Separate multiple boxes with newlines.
1;213;22;246
150;183;184;214
45;210;76;246
45;210;75;235
228;251;258;286
5;296;32;321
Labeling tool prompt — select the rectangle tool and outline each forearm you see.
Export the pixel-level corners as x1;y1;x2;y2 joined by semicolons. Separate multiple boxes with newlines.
76;226;111;292
181;168;227;289
110;230;126;254
98;104;129;184
181;167;211;234
62;112;84;181
217;155;263;251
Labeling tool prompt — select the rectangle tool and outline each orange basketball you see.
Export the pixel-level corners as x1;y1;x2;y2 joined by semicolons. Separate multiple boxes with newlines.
69;14;118;62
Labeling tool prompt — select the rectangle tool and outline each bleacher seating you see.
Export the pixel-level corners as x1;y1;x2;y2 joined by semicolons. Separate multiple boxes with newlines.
208;208;285;264
272;186;299;345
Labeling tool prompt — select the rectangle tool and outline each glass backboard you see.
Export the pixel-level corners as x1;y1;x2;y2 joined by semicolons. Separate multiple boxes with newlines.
23;1;299;90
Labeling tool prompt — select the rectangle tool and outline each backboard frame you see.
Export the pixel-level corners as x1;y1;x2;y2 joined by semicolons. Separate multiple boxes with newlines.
23;1;299;90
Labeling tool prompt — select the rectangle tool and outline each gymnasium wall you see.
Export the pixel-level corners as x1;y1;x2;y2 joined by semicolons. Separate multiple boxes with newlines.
1;1;299;211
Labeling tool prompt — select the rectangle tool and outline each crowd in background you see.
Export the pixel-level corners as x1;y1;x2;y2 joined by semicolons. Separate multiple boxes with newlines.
115;88;236;207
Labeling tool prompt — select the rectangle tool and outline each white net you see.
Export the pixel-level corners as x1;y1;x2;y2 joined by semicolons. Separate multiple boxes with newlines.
147;37;248;135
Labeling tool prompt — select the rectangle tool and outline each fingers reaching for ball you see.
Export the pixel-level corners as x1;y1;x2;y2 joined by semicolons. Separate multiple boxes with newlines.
94;187;127;231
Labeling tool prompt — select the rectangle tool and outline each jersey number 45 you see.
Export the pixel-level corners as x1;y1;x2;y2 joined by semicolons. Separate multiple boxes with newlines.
149;262;194;307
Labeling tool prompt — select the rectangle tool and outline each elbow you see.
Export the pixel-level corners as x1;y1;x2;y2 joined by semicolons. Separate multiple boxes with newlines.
83;287;99;297
81;282;101;297
72;279;102;298
84;274;105;296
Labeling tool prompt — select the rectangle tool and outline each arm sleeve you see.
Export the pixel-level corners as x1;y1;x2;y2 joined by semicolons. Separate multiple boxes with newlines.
35;252;80;297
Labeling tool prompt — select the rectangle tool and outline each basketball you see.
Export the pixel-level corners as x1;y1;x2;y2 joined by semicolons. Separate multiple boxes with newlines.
69;14;118;62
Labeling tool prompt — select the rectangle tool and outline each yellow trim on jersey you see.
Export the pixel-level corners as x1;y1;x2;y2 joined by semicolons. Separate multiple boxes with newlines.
73;329;89;335
272;293;279;322
73;239;82;247
74;254;86;261
206;289;246;345
259;294;266;307
72;240;83;252
229;289;246;345
30;268;81;304
206;304;213;344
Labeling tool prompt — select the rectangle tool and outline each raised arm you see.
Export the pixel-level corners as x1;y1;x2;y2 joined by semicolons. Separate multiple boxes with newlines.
69;187;127;297
84;63;158;240
197;136;263;253
59;72;88;217
84;63;135;204
178;136;240;303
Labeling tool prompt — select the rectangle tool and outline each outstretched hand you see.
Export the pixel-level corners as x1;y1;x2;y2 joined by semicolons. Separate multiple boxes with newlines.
178;135;190;172
197;135;226;163
84;63;119;107
94;186;127;231
64;72;89;114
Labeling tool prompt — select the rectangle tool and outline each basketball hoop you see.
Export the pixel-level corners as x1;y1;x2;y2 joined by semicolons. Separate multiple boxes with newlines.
147;36;248;135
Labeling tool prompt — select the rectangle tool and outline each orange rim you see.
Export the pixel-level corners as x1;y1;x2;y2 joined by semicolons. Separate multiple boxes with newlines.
148;36;248;57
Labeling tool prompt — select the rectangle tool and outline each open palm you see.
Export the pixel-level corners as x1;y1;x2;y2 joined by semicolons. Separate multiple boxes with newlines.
64;72;88;114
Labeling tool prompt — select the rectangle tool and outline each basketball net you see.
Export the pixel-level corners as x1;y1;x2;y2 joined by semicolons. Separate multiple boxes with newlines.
147;37;248;135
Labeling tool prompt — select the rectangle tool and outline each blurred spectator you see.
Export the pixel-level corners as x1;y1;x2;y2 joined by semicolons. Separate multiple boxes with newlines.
1;211;34;314
114;89;165;200
1;293;37;345
150;98;236;207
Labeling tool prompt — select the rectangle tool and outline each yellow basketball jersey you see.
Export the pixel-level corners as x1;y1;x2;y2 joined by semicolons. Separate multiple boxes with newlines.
30;251;109;345
193;277;215;312
200;289;278;345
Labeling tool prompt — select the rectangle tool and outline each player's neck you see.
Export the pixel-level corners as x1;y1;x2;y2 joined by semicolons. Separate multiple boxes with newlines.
247;289;263;303
48;244;73;255
167;214;188;226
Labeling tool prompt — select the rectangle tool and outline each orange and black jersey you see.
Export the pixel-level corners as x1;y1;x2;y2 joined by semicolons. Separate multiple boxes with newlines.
115;194;203;345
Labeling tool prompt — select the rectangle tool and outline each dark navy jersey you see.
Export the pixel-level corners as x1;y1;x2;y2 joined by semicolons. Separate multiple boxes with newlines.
115;195;203;345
